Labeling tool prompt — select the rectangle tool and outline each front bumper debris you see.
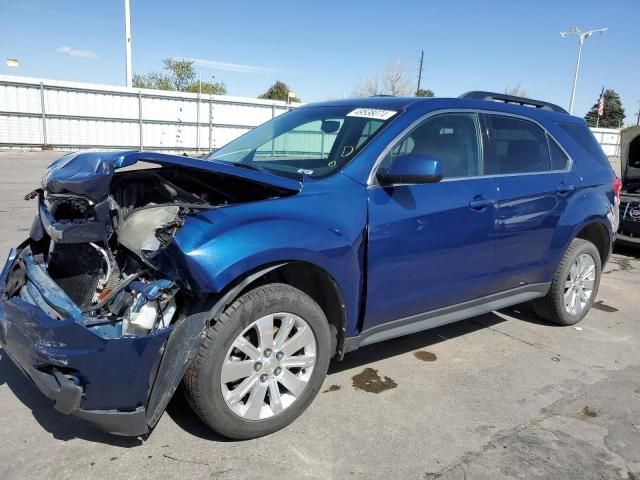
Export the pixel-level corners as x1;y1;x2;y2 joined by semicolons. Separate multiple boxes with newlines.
0;246;172;436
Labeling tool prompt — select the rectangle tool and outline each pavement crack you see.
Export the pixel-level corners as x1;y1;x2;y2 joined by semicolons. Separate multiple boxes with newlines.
470;319;541;348
469;319;616;373
162;453;211;467
426;380;599;478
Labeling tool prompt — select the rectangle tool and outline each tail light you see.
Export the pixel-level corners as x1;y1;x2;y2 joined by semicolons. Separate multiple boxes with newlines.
613;174;622;203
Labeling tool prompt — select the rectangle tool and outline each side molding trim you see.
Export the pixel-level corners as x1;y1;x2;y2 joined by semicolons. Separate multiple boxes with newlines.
343;283;550;353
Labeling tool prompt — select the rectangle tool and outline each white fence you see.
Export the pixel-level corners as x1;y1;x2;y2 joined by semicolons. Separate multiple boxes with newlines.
590;127;620;157
0;75;294;153
0;75;623;157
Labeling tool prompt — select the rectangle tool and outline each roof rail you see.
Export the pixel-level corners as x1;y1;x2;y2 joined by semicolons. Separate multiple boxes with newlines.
459;91;568;114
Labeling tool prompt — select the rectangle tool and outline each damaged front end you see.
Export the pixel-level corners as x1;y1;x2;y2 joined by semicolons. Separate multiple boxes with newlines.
0;150;300;436
618;127;640;244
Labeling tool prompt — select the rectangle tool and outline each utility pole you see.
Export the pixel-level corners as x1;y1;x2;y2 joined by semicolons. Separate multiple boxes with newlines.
416;50;424;95
196;70;201;155
124;0;132;88
560;26;607;114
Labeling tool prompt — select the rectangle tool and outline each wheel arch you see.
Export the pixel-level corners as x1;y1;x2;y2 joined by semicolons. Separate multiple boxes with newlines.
215;261;348;358
574;221;611;267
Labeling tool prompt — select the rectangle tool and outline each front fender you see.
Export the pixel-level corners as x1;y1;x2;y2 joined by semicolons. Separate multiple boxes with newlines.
147;174;368;337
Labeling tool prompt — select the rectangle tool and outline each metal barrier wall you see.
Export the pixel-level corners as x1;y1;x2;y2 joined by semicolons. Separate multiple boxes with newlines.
590;127;621;157
0;75;295;153
0;75;622;157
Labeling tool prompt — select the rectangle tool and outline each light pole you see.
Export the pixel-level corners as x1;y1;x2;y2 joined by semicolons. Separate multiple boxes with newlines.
124;0;132;87
560;26;607;114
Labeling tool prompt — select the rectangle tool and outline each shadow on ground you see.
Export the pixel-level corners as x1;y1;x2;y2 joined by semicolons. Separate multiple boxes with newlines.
0;302;561;444
164;389;232;442
0;356;142;447
331;312;506;374
613;244;640;259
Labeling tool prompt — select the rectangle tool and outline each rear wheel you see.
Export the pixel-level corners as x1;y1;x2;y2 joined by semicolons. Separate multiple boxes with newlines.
533;238;601;326
183;283;332;439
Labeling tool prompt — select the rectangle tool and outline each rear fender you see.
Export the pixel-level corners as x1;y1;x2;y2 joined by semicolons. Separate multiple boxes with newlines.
546;187;614;279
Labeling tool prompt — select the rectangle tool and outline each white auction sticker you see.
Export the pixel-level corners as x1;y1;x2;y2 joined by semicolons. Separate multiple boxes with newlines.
346;108;397;120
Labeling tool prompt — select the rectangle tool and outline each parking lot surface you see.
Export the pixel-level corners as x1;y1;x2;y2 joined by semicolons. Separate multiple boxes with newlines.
0;151;639;480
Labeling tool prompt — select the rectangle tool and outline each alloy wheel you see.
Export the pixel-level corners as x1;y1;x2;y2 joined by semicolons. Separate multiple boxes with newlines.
564;253;596;316
220;313;317;420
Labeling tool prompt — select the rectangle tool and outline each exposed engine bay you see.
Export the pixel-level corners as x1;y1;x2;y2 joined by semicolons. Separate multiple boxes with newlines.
10;156;296;340
621;180;640;195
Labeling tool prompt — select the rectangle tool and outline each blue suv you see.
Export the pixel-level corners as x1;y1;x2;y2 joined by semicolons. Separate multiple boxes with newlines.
0;92;619;439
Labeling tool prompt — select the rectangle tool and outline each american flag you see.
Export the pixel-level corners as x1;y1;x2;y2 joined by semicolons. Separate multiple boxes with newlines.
597;87;605;117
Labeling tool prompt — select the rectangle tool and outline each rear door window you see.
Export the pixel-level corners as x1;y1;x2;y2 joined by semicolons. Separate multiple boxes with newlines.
484;115;551;174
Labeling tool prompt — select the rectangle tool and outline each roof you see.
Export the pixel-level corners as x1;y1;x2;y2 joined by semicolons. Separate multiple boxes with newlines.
300;96;423;111
304;96;580;124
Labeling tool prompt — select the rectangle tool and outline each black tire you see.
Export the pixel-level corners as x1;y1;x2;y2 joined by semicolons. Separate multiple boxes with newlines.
533;238;602;326
183;283;332;440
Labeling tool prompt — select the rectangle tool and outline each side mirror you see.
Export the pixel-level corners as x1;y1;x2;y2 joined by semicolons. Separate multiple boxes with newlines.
376;155;443;185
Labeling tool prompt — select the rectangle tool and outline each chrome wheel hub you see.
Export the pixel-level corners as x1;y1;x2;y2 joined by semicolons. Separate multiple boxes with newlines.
564;253;596;316
221;313;317;420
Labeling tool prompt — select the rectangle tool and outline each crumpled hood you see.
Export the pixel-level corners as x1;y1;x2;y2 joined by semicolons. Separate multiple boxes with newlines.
43;150;302;202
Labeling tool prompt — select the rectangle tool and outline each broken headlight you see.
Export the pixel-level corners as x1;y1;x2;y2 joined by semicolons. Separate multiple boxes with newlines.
118;206;182;258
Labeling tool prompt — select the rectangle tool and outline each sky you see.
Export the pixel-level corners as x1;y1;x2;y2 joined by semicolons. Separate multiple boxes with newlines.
0;0;638;122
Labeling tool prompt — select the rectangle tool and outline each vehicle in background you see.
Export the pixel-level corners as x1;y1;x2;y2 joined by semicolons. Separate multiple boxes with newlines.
617;126;640;245
0;92;618;440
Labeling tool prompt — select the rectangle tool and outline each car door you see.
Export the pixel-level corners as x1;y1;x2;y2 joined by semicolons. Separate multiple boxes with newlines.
363;112;499;330
481;113;575;294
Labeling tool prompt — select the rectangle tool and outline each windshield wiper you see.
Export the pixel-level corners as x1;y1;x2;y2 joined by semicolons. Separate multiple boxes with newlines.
228;162;275;176
214;159;303;180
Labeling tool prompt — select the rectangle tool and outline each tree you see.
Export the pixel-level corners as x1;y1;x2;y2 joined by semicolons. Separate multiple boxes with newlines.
354;75;383;97
133;72;172;90
259;81;300;102
382;60;412;96
585;89;626;128
133;57;227;95
354;60;413;97
184;82;227;95
416;89;435;97
162;58;196;91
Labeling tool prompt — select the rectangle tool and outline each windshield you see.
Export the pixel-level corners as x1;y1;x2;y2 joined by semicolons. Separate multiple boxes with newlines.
207;105;398;178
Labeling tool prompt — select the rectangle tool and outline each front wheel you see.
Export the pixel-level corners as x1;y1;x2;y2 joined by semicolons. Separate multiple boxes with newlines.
533;238;601;326
183;283;332;440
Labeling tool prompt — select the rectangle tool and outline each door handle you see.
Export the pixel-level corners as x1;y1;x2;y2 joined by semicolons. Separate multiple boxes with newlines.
469;197;495;210
556;183;575;195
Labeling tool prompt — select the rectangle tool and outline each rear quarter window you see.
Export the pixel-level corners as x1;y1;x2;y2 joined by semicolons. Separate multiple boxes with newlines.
547;136;570;170
558;123;611;169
